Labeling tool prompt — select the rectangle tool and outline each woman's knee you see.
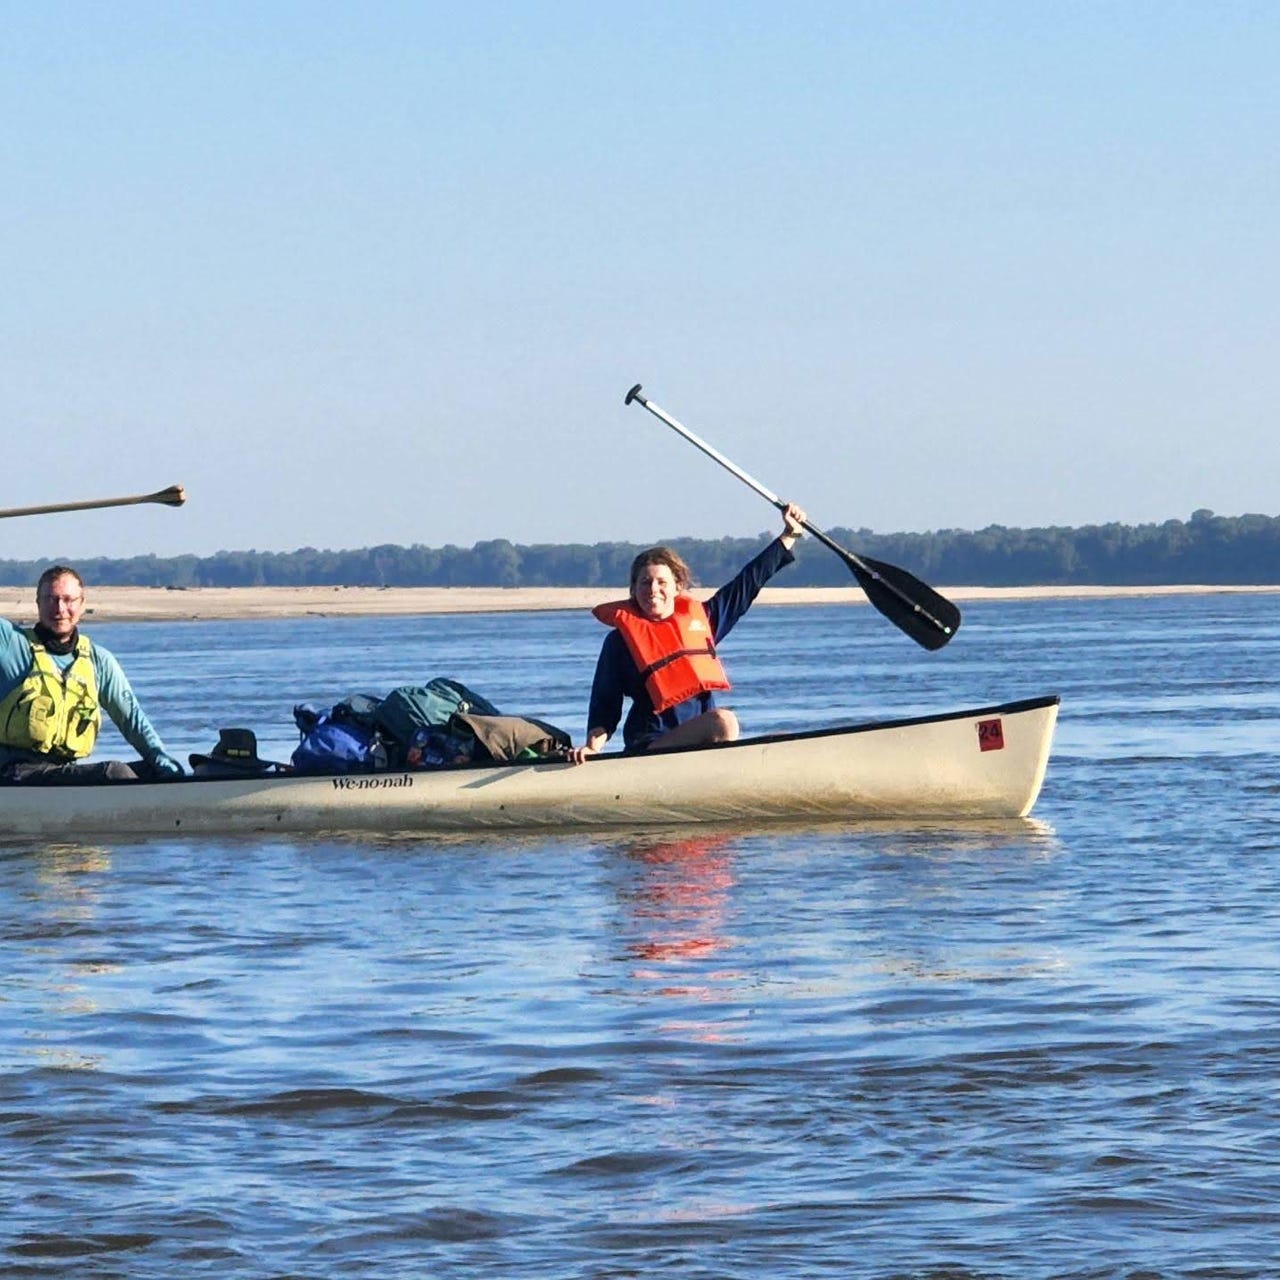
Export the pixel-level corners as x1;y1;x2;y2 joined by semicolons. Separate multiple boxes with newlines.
713;709;740;741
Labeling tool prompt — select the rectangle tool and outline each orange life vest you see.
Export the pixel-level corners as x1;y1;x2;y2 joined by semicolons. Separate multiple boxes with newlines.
593;595;731;714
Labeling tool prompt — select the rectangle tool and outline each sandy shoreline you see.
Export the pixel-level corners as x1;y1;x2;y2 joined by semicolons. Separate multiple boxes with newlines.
2;583;1278;624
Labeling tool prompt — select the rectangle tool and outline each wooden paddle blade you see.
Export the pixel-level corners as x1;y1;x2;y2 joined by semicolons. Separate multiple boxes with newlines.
847;553;961;650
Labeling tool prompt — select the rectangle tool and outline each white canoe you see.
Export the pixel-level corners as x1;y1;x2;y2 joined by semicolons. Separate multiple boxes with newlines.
1;695;1059;839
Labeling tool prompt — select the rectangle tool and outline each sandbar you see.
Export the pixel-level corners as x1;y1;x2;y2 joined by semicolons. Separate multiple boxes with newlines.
2;583;1277;624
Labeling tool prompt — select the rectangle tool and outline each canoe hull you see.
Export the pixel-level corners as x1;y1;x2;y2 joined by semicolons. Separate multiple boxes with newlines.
2;696;1060;839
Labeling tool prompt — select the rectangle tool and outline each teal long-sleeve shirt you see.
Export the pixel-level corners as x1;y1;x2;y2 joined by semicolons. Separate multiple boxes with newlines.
0;618;180;772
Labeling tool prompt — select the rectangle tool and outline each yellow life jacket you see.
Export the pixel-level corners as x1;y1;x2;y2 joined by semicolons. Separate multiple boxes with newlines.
0;630;101;759
593;595;731;714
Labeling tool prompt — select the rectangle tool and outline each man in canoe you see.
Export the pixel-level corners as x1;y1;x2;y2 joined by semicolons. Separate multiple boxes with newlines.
0;565;183;782
567;503;806;763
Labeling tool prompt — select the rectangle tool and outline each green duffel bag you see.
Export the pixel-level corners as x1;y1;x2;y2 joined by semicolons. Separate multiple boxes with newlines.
373;678;502;751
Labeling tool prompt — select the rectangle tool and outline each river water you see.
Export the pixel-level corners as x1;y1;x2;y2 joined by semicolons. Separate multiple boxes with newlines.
2;593;1278;1278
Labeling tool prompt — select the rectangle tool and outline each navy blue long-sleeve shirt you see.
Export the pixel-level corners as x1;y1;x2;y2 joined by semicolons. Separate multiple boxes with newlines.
587;537;796;751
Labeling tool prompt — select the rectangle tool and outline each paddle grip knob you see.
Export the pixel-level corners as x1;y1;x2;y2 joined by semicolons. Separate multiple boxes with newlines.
625;383;644;406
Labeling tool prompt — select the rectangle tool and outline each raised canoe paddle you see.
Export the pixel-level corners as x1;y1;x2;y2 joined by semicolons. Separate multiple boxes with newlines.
624;385;960;650
0;484;187;521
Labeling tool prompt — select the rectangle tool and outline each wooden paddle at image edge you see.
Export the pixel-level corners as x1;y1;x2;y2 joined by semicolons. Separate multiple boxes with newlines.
0;485;187;520
624;384;960;650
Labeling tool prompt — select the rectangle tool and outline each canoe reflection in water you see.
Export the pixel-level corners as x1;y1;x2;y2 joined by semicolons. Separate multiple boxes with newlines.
613;832;739;987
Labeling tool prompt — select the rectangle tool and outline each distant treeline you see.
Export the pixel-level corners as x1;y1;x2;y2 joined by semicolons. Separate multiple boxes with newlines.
3;509;1276;588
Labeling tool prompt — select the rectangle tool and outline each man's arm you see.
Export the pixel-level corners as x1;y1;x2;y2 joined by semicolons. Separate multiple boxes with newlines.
91;646;183;775
0;618;34;694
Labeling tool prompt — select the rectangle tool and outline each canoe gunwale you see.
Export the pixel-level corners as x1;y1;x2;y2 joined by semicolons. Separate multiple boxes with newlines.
624;692;1063;757
2;693;1062;790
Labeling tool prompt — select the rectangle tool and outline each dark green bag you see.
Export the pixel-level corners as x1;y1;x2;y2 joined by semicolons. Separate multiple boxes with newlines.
372;678;502;750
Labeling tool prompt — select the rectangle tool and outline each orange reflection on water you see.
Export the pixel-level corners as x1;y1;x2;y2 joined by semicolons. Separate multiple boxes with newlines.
622;832;737;966
613;833;749;1036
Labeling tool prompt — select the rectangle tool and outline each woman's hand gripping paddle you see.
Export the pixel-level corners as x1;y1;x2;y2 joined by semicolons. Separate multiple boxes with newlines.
624;385;959;650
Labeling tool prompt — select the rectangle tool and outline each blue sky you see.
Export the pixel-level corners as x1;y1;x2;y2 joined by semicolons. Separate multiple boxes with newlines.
3;1;1276;559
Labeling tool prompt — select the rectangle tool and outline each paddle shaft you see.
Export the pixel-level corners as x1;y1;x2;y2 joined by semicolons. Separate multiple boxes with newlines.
623;385;956;640
0;485;186;521
627;388;876;563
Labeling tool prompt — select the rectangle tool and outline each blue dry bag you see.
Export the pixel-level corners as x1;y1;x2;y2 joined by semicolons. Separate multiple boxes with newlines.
291;703;387;774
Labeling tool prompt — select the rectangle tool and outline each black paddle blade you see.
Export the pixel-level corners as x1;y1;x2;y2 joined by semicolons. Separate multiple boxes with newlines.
846;553;961;650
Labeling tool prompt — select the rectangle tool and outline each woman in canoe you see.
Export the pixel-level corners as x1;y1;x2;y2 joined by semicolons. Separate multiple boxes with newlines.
567;503;806;763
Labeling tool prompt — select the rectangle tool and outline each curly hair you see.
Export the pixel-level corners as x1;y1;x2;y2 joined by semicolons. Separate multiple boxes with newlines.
629;547;693;598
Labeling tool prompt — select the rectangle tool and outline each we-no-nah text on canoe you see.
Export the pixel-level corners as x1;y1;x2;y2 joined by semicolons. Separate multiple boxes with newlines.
331;774;416;790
